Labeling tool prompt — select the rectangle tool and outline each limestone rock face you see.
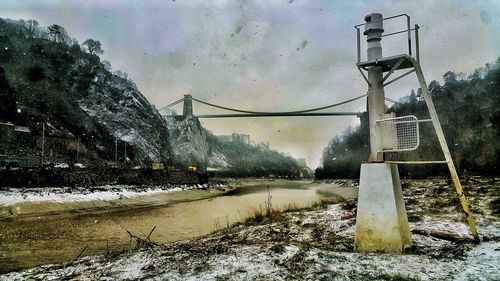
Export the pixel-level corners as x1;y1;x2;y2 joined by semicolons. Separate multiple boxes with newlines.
164;115;227;170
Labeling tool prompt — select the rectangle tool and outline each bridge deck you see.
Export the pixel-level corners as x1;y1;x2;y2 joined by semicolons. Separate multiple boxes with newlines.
192;112;363;118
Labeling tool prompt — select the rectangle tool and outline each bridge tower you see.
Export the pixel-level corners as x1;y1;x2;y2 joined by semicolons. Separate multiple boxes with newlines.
353;12;478;253
183;94;193;116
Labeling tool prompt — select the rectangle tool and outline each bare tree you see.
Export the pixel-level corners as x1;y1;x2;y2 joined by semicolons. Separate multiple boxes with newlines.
25;19;39;39
102;60;112;71
82;39;104;55
114;70;123;77
70;37;79;47
47;24;70;44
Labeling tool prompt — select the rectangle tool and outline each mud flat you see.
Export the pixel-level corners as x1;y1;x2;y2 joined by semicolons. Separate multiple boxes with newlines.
0;179;349;274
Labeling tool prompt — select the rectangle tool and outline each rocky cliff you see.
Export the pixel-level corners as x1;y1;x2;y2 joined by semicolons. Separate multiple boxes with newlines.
164;115;227;169
0;18;170;166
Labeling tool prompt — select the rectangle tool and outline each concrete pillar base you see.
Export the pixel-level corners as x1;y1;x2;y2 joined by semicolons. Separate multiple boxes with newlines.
354;163;412;252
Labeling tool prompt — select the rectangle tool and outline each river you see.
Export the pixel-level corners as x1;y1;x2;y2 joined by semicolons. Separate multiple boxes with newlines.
0;179;357;273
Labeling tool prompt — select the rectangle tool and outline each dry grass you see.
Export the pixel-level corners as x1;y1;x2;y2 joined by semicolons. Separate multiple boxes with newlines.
243;205;284;225
242;199;338;226
284;199;340;213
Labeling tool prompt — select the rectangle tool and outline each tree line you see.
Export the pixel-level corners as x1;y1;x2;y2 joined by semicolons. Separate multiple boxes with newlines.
206;132;311;178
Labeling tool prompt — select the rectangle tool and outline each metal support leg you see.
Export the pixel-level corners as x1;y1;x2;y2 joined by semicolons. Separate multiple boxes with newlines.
412;60;479;241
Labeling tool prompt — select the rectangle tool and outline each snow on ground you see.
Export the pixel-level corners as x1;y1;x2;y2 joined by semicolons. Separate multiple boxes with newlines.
0;183;225;206
456;241;500;281
2;201;498;281
0;178;498;280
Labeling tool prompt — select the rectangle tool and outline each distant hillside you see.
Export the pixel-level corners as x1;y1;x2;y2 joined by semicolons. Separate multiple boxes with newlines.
0;18;170;166
316;58;500;178
206;131;312;177
164;115;311;177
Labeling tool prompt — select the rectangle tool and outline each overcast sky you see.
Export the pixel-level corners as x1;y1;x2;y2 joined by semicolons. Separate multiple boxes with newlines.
1;0;498;168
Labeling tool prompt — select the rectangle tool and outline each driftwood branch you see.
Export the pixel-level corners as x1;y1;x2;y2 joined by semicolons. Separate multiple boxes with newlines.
66;245;87;267
74;246;87;262
412;229;469;242
111;218;157;249
125;226;158;248
146;226;157;242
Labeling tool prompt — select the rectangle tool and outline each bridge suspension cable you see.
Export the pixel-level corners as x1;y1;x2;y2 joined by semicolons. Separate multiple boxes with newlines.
159;93;371;118
384;96;401;104
161;94;367;115
158;98;184;112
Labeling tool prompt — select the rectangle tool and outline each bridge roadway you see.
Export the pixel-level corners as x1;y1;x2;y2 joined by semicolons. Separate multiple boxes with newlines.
194;112;362;118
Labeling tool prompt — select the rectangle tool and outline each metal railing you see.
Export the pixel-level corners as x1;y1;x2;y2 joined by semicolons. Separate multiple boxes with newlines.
354;14;420;63
376;115;419;152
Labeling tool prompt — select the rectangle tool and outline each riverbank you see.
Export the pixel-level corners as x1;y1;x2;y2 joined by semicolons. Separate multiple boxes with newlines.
0;182;229;220
0;179;343;273
0;178;325;220
1;178;498;280
0;178;342;220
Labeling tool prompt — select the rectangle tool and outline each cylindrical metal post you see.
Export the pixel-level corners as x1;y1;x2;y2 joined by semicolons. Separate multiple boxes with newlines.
41;123;45;166
364;13;385;161
115;137;118;165
356;28;361;63
415;24;420;62
364;13;383;61
407;16;412;56
368;67;385;161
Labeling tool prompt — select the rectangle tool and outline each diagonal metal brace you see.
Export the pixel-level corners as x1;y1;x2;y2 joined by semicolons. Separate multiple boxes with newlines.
382;57;406;83
383;69;415;87
412;59;479;241
357;66;370;86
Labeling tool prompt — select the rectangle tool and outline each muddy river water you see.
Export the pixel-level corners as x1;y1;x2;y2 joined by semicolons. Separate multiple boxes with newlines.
0;180;357;273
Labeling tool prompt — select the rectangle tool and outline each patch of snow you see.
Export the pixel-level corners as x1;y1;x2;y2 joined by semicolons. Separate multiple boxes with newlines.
307;249;464;280
0;184;220;206
324;203;343;218
103;251;149;280
280;245;300;259
454;241;500;280
411;216;472;239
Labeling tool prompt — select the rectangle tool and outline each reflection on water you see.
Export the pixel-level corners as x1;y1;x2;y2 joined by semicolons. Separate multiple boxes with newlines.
0;180;356;273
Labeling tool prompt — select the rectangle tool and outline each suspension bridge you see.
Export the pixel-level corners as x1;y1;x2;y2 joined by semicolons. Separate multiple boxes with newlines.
157;93;398;118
